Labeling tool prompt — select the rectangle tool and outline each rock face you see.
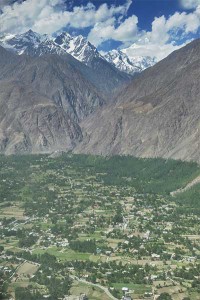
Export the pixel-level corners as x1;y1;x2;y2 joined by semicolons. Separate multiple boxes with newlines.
1;38;200;162
74;39;200;162
0;30;103;65
0;31;156;78
54;32;101;66
0;46;104;154
0;30;131;97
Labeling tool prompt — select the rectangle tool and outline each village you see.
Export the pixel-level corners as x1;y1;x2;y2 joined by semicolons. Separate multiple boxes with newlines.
0;154;200;300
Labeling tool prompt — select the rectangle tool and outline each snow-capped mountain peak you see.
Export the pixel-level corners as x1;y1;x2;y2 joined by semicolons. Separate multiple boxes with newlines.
14;29;42;45
0;30;104;66
54;32;72;50
54;32;102;66
0;30;56;55
0;30;157;75
104;49;157;75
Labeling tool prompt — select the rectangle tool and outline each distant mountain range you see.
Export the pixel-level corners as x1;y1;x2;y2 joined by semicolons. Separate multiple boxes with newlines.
0;30;134;98
0;30;199;162
104;50;156;75
0;30;155;76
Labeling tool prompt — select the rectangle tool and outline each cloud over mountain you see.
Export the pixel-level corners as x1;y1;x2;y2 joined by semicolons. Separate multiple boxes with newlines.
0;0;200;61
0;0;131;35
180;0;200;9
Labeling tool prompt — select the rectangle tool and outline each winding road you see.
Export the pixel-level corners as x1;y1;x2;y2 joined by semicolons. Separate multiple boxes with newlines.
69;275;118;300
170;175;200;197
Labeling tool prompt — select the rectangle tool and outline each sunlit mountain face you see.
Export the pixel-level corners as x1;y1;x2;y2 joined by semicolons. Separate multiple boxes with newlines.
0;30;157;75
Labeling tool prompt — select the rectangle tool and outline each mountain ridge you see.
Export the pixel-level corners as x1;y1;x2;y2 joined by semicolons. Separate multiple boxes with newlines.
0;46;105;154
104;49;156;75
0;38;200;162
74;38;200;162
0;30;155;77
0;30;132;97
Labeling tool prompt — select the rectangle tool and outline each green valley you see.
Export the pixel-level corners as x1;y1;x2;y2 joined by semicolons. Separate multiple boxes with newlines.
0;154;200;300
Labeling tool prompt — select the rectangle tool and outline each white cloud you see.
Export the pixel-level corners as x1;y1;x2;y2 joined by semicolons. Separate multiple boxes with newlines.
120;5;200;61
0;0;18;9
144;8;200;45
0;0;200;62
0;0;10;8
180;0;200;9
148;16;169;44
0;0;132;34
166;10;200;34
88;15;138;46
122;41;186;61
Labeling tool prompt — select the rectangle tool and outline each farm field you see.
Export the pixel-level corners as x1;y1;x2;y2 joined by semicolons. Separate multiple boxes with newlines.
0;154;200;300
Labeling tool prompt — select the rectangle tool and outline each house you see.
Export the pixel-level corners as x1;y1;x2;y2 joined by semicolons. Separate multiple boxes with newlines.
151;253;160;260
122;287;129;293
150;275;158;280
143;230;150;240
144;292;153;297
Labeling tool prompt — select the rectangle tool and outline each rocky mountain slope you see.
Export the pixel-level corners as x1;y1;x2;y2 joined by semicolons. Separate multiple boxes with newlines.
0;46;105;154
1;37;200;162
0;30;155;75
54;32;101;67
74;39;200;162
0;30;130;97
104;49;156;75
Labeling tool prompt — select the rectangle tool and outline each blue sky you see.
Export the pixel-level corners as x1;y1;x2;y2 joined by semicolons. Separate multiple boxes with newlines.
0;0;200;60
63;0;186;50
71;0;183;31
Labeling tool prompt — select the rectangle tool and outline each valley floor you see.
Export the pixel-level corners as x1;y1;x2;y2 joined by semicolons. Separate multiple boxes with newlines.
0;154;200;300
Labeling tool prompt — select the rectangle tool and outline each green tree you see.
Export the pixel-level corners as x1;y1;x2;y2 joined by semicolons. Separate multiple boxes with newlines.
157;293;172;300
